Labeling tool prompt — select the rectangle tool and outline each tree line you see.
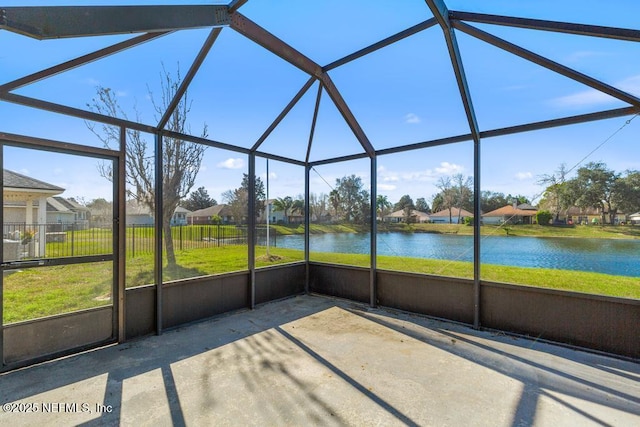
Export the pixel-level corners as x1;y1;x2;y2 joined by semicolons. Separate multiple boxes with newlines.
538;162;640;224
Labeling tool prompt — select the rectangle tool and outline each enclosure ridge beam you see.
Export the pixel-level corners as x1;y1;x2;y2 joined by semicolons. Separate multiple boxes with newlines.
0;6;229;39
454;21;640;109
230;12;324;78
324;18;439;71
158;27;222;130
449;11;640;43
0;32;171;93
252;77;317;152
320;74;375;157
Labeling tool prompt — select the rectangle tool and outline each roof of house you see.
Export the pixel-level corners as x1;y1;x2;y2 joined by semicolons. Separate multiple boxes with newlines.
483;205;538;217
48;196;90;213
430;207;473;218
385;209;430;219
187;204;233;217
3;169;65;192
126;200;190;216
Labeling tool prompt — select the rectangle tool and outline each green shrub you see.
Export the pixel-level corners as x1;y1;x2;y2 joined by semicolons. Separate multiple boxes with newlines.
537;210;552;225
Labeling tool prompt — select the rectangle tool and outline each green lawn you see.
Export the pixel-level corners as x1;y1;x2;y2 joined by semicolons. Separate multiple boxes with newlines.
2;243;638;324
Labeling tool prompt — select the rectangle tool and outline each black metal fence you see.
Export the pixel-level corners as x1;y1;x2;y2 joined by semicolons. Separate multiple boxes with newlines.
3;223;278;259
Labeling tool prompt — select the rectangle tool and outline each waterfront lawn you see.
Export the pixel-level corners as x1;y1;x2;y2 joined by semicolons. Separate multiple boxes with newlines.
3;246;638;324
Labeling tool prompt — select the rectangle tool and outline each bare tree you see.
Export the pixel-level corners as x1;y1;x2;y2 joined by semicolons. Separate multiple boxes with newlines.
86;66;207;269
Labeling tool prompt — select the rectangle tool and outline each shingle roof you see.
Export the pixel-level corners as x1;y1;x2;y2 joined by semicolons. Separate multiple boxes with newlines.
430;207;473;217
483;205;537;217
188;204;232;217
3;169;65;192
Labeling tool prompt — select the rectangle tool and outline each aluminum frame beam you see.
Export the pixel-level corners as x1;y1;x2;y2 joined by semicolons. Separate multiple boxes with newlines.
425;0;482;329
454;21;640;109
449;11;640;43
252;77;317;152
320;75;375;158
324;18;438;71
305;83;323;163
0;6;229;39
0;32;170;93
0;92;158;134
424;0;481;142
228;0;249;14
158;27;222;130
230;12;323;78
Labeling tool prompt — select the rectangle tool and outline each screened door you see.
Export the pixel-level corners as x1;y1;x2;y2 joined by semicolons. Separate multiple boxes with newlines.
1;137;121;369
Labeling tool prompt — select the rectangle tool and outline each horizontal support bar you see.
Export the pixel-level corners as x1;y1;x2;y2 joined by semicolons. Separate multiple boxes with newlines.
480;106;640;139
0;5;229;39
253;150;306;167
1;254;114;270
309;152;369;167
161;129;250;155
0;131;120;160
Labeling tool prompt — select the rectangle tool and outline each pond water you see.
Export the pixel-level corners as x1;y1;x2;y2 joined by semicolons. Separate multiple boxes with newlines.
276;233;640;277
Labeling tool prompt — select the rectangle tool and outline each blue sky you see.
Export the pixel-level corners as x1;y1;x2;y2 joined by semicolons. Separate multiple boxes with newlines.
1;1;639;208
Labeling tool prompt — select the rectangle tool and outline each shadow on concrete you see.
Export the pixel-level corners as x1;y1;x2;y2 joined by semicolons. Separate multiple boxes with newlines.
346;306;640;427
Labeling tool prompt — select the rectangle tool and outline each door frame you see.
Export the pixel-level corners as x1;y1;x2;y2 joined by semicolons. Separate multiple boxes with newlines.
0;131;125;370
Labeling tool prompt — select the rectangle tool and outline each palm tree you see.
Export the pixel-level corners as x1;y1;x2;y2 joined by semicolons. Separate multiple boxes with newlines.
376;195;392;220
272;196;294;223
292;198;305;217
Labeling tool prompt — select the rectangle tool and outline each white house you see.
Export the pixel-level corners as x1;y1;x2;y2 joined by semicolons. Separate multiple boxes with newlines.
126;200;189;226
430;207;473;224
3;169;65;258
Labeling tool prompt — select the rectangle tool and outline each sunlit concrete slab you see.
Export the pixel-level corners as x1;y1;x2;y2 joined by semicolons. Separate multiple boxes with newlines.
1;294;638;426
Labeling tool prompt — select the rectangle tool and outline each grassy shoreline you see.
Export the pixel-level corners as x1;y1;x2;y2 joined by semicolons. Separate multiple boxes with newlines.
3;245;638;324
271;222;640;239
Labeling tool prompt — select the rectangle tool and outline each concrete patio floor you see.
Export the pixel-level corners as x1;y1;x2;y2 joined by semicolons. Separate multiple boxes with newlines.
1;294;638;426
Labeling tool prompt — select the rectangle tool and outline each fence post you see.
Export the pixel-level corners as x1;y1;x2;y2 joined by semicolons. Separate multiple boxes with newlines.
131;224;135;258
71;222;75;256
179;225;183;251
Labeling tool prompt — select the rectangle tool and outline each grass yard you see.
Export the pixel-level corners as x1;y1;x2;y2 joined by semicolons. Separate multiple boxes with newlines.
2;243;638;324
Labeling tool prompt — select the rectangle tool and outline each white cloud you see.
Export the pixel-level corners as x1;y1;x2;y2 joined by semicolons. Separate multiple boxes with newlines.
115;90;128;97
404;113;421;124
217;158;244;169
378;183;397;191
565;50;608;63
435;162;464;175
515;171;533;180
552;74;640;107
261;171;278;180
